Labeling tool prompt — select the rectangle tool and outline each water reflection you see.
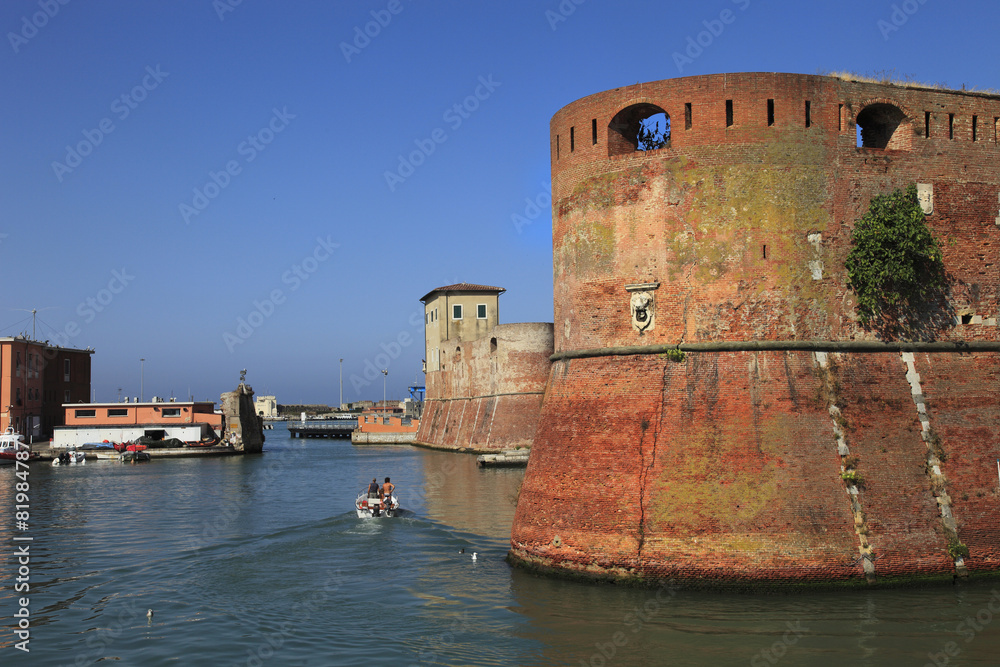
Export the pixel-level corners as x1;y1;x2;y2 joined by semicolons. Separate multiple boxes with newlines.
416;449;523;541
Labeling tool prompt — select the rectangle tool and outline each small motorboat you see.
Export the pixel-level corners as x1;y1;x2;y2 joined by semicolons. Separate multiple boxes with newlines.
0;428;32;464
355;490;400;518
52;450;86;465
119;450;151;463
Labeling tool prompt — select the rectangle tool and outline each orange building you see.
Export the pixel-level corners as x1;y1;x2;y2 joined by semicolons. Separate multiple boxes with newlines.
54;400;223;448
0;337;93;439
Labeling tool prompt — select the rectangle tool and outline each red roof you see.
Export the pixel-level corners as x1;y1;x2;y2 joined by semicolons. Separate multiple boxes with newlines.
420;283;506;302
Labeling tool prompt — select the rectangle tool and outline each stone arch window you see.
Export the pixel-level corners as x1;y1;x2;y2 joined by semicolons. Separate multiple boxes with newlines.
856;102;911;150
608;103;670;156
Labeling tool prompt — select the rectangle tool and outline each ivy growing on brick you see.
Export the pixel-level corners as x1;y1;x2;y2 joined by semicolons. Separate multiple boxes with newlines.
846;184;951;340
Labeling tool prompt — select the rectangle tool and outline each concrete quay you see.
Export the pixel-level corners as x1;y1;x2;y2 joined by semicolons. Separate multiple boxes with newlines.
477;450;530;468
30;442;244;461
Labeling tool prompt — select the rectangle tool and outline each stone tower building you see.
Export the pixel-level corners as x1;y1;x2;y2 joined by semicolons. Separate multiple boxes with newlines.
509;72;1000;587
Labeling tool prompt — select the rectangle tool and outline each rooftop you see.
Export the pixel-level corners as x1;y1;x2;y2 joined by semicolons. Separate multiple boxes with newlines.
420;283;506;302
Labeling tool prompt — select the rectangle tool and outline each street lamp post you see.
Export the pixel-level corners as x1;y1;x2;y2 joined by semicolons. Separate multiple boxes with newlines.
381;368;388;421
140;358;145;402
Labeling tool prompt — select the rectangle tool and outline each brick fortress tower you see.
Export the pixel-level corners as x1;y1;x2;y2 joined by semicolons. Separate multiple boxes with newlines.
509;72;1000;587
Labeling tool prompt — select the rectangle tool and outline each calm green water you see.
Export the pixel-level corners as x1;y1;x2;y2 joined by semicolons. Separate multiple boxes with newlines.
2;430;1000;666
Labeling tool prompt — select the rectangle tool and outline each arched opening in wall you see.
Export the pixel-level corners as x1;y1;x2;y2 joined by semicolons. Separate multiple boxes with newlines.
608;103;670;156
856;103;910;149
490;337;497;354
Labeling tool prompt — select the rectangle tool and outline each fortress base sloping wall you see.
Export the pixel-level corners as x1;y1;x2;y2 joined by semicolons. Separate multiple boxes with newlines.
510;350;1000;588
415;323;553;453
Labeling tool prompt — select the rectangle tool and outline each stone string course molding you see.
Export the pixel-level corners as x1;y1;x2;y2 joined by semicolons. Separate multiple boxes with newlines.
552;340;1000;361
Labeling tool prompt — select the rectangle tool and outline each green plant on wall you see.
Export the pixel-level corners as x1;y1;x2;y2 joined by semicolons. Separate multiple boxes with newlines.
845;184;951;340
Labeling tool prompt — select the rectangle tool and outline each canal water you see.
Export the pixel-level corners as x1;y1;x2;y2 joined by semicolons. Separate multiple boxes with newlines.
2;429;1000;666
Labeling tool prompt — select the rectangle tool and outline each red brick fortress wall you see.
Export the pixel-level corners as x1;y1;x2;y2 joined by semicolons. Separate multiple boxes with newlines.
509;73;1000;587
415;323;553;452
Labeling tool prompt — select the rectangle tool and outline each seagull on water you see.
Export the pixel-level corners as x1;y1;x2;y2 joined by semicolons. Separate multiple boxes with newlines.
472;552;477;562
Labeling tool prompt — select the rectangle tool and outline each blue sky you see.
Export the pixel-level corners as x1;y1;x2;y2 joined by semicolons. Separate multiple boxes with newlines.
1;0;996;405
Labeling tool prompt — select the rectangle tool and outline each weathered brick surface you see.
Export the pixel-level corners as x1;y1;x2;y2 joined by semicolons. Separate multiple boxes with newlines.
415;323;553;452
914;353;1000;571
548;73;999;351
511;73;1000;587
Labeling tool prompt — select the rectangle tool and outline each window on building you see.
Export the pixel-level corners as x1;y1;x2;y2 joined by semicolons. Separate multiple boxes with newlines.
75;409;96;418
452;304;463;320
162;408;181;417
16;352;21;377
64;358;71;381
856;103;910;149
64;390;71;402
108;408;128;417
477;304;487;319
607;103;670;156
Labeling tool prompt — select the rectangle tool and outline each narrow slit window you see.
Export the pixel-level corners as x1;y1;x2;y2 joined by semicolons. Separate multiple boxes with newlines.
591;118;597;145
949;114;954;139
995;117;999;143
570;126;575;152
684;103;692;130
805;100;811;127
726;100;733;127
556;135;559;159
767;99;774;126
924;111;930;138
838;104;843;131
972;115;978;142
762;244;767;260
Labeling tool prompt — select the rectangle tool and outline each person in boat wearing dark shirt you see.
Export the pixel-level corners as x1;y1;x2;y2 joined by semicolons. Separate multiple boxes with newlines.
381;477;395;510
367;478;380;499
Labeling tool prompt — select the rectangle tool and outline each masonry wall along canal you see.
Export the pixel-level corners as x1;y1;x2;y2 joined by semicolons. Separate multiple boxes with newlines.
4;430;1000;665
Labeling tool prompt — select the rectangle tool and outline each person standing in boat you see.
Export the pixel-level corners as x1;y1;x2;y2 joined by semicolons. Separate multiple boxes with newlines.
367;478;380;500
381;477;395;510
